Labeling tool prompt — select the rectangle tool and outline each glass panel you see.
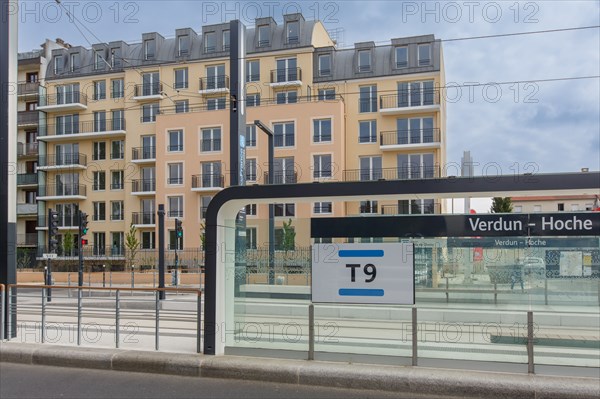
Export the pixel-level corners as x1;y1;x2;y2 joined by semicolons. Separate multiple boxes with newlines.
397;118;408;145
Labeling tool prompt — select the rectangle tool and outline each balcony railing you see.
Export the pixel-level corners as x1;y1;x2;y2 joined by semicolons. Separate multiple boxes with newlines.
17;142;38;157
381;202;441;215
270;67;302;83
342;166;440;182
168;210;183;218
17;110;39;126
17;233;38;245
39;91;87;107
380;89;440;110
132;146;156;160
17;203;37;215
191;174;224;189
131;179;156;193
17;173;37;186
199;75;229;91
17;82;40;96
39;119;126;137
358;98;378;113
38;153;87;167
134;83;163;97
263;171;298;185
132;212;156;225
380;128;441;146
38;184;87;198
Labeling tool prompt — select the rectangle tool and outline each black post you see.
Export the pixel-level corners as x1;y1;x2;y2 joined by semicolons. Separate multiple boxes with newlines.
102;265;106;288
158;205;165;299
78;211;84;287
46;209;52;301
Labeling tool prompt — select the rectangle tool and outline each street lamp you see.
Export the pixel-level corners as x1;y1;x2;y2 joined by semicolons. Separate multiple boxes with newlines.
254;120;275;285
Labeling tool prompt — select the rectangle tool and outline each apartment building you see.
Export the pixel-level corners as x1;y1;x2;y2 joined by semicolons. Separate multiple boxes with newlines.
512;194;600;213
22;13;446;263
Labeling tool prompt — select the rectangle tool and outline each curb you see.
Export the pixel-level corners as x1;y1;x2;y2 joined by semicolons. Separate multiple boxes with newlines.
1;342;598;399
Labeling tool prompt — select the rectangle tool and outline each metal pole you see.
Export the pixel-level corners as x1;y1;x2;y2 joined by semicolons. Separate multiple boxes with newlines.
544;277;548;305
41;288;46;344
67;274;71;298
77;288;82;345
196;291;202;353
527;311;534;374
115;290;120;348
103;265;106;288
308;304;314;360
445;277;449;303
158;205;166;300
155;290;160;350
412;307;418;366
268;133;274;286
47;259;52;302
0;286;4;341
6;287;11;341
494;283;497;305
78;211;84;287
131;265;135;290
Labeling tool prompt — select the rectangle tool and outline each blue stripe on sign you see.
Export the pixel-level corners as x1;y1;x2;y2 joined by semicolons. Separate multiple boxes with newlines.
338;250;384;258
339;288;385;297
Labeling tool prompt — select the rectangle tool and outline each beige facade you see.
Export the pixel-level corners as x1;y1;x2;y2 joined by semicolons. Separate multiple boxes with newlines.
512;195;600;213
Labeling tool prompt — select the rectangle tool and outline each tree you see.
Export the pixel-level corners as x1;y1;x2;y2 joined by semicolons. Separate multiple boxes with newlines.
125;224;140;268
490;197;513;213
63;230;74;256
199;223;206;251
282;218;296;252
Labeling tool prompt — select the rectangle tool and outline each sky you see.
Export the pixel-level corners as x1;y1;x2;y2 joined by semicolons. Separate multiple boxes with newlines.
15;1;600;211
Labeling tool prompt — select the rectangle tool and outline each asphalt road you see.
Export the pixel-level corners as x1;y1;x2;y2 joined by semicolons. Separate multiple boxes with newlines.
0;363;460;399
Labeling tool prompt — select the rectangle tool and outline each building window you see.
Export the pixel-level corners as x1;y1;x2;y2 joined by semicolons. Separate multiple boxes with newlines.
275;58;298;82
111;170;124;190
318;88;335;101
110;232;124;255
398;153;435;179
93;80;106;100
247;93;260;107
94;50;104;70
204;31;216;53
245;204;257;216
246;228;257;250
360;156;382;181
111;201;124;221
395;117;435;145
273;122;295;147
142;231;155;249
585;203;594;211
313;119;332;143
514;205;523;213
69;53;80;73
201;162;222;188
246;158;257;182
141;103;159;123
246;60;260;82
110;47;122;68
175;100;189;113
207;97;226;110
318;54;331;76
110;110;124;131
168;163;183;185
395;46;408;68
168;130;183;152
93;111;107;132
93;141;106;161
533;205;542;213
274;203;295;217
360;200;378;214
258;25;270;47
93;171;106;191
93;232;106;256
111;79;124;98
174;68;188;89
358;50;371;72
398;80;435;107
418;44;431;66
168;196;183;218
144;39;155;60
200;196;212;219
313;154;332;179
286;21;299;44
201;128;221;152
111;140;124;159
397;199;435;215
557;203;565;211
222;30;230;51
276;90;297;104
141;72;160;96
245;125;256;147
169;230;183;250
93;202;106;221
314;202;332;214
359;85;377;112
178;35;190;56
359;120;377;143
54;55;63;74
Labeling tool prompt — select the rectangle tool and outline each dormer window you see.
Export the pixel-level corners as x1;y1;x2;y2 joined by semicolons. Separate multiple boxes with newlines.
94;50;104;70
418;44;431;66
258;25;270;47
204;32;216;53
358;50;371;72
178;35;190;56
111;48;122;68
395;46;408;68
69;53;80;73
286;21;299;44
144;39;155;60
318;54;331;76
223;30;230;51
54;55;63;74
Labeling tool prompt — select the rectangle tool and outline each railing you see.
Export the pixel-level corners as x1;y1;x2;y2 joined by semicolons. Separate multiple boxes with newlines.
168;210;184;218
17;81;40;96
132;146;156;160
17;173;37;186
17;203;37;215
342;166;440;182
131;179;156;193
381;202;442;215
380;89;440;109
134;83;163;97
17;142;38;157
263;171;298;185
132;212;156;225
38;184;87;198
191;174;224;189
358;97;378;113
380;128;441;146
167;177;183;185
39;91;87;107
38;153;87;167
16;233;37;245
17;110;39;126
39;119;126;136
199;75;229;91
270;67;302;83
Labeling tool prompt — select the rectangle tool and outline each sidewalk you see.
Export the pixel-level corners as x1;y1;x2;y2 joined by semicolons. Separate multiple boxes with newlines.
1;342;598;399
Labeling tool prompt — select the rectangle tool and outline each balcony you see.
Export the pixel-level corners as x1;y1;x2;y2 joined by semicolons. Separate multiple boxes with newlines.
132;83;163;101
131;212;156;227
381;202;441;215
131;179;156;195
17;82;40;99
198;75;229;95
379;128;441;151
17;233;38;246
263;171;298;185
38;119;126;142
17;203;37;216
17;173;37;187
37;184;87;200
379;90;440;115
191;174;224;192
131;146;156;163
270;68;302;87
37;153;87;171
37;91;88;112
342;166;440;182
17;110;39;127
17;142;38;158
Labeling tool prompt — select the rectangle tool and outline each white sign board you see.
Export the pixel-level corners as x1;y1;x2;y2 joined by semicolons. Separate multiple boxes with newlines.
560;251;582;276
312;243;414;305
42;253;57;259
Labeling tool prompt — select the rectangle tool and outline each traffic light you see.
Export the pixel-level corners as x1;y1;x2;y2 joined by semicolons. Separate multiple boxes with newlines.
79;211;89;237
48;210;59;253
175;218;183;238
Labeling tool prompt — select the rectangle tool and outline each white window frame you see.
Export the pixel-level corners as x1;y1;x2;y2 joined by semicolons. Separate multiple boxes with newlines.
358;50;371;72
201;128;222;152
418;44;431;66
318;54;331;76
168;163;184;185
313;118;332;143
313;154;332;179
395;46;408;68
168;130;184;152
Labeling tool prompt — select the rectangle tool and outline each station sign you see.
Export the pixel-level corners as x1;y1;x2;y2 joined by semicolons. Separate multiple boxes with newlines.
312;243;414;305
